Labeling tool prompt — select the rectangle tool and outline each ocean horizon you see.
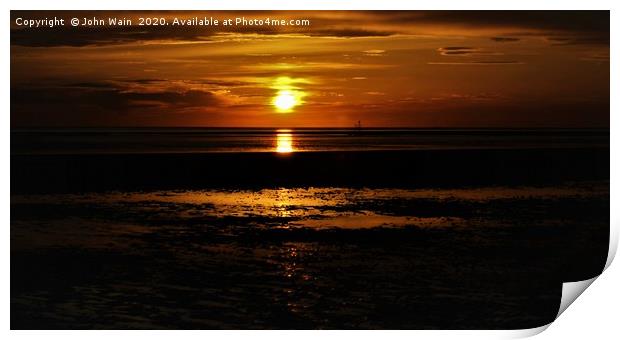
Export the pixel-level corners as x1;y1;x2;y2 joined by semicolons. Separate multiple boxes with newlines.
11;127;610;155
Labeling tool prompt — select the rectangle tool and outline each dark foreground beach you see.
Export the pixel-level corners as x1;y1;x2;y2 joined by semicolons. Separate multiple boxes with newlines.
11;147;610;193
11;137;610;329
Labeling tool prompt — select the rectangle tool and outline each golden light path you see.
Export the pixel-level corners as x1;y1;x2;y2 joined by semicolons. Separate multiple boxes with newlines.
271;77;304;152
275;130;294;153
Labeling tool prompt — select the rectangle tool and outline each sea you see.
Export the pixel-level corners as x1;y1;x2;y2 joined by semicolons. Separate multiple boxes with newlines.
11;128;609;155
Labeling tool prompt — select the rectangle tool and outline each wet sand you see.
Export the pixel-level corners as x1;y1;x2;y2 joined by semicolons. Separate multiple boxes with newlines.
11;148;609;193
11;182;609;329
11;143;611;329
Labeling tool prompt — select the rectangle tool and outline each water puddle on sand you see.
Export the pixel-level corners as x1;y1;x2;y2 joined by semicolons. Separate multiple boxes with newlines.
10;183;606;230
288;212;463;229
11;183;608;206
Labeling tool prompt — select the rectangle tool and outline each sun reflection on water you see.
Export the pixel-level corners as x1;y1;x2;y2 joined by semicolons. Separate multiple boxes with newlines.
275;130;294;153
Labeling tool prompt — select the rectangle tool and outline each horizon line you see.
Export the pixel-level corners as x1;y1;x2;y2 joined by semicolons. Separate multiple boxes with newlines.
10;126;611;130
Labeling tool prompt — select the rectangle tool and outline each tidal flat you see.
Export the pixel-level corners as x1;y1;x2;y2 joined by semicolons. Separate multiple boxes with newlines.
11;182;609;329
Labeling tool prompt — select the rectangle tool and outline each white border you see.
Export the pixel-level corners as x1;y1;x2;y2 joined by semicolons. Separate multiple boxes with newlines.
3;1;617;339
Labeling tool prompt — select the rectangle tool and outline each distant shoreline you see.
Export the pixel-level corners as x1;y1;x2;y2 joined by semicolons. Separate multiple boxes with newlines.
10;127;612;132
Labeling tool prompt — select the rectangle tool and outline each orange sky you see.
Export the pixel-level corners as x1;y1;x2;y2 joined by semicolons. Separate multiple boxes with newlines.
11;11;610;128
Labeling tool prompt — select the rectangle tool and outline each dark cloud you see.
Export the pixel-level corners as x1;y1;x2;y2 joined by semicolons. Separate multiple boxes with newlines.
490;37;520;42
546;35;610;46
380;10;609;34
11;82;223;126
428;60;523;65
192;79;255;87
11;10;608;47
66;82;120;89
580;53;610;62
440;47;474;51
436;47;508;57
11;25;216;47
433;11;609;46
10;10;398;47
10;25;396;47
442;51;473;55
114;78;254;88
117;79;168;85
376;11;609;46
306;28;396;38
437;47;478;56
360;95;609;128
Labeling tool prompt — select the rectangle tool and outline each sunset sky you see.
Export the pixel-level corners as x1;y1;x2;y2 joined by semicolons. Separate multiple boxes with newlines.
11;11;609;128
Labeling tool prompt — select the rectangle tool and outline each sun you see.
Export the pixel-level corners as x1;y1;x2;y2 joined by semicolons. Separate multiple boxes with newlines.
273;90;298;112
270;76;307;113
